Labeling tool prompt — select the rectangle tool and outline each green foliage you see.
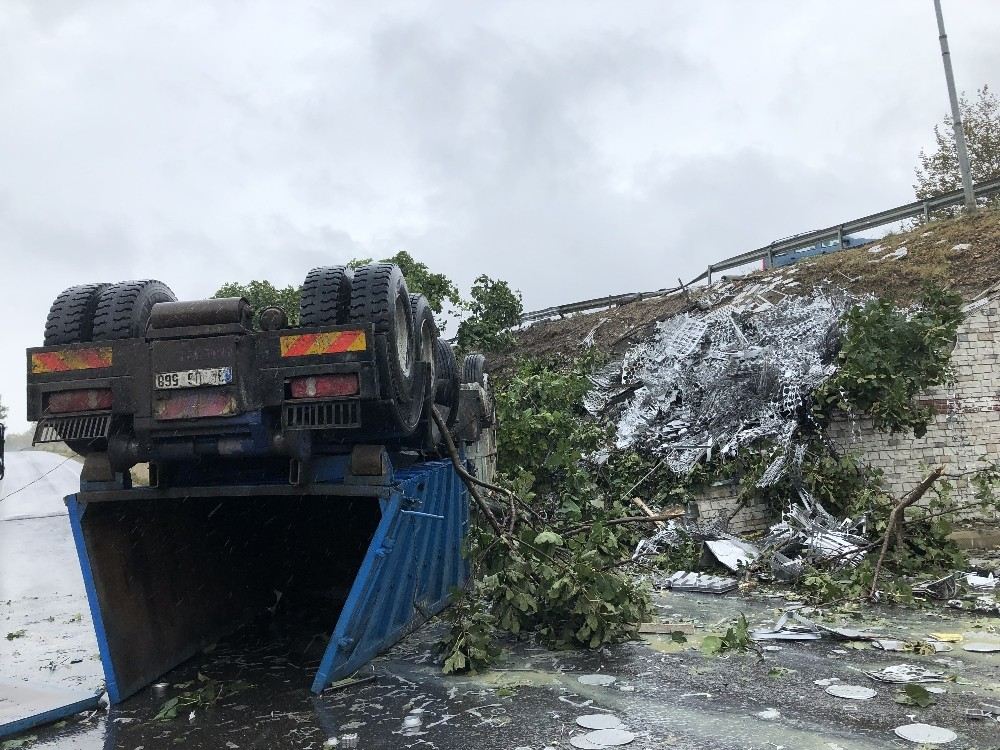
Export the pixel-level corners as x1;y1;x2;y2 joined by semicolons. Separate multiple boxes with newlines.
895;684;936;708
495;357;603;508
457;275;523;353
437;355;654;672
436;592;501;675
152;673;251;721
814;286;963;437
382;251;462;316
213;280;302;328
701;614;754;655
915;85;1000;214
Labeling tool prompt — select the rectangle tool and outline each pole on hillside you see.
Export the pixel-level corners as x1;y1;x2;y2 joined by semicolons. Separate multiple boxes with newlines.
933;0;976;214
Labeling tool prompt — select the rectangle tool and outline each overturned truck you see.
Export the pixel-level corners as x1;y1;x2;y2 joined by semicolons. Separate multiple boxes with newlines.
25;265;495;702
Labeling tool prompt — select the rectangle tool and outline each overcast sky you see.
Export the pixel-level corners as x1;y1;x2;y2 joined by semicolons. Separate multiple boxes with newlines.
1;1;998;429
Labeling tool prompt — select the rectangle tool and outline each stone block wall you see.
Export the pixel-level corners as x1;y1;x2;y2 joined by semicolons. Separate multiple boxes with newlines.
828;296;1000;520
696;480;774;535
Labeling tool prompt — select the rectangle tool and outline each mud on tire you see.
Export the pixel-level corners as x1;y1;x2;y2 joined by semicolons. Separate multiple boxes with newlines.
349;263;416;401
409;293;438;402
92;280;178;340
300;266;354;326
44;283;111;345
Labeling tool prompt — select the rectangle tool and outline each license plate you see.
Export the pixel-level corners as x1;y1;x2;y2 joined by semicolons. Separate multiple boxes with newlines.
155;367;233;389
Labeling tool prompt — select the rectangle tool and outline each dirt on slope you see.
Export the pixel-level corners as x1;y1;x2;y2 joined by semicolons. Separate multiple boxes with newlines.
501;207;1000;370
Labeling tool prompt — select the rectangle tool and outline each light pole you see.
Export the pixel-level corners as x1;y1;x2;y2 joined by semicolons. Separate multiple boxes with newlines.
933;0;976;213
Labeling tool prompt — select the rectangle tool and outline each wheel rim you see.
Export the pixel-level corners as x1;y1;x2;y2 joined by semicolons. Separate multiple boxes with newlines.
394;293;413;376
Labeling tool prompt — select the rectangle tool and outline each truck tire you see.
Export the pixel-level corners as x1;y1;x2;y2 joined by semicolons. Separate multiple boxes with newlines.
300;266;354;326
433;339;460;426
349;263;416;404
462;353;487;386
409;293;438;401
92;280;178;340
43;283;110;345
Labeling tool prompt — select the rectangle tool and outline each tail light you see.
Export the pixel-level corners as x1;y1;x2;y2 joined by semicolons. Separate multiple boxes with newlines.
289;374;359;399
47;389;113;414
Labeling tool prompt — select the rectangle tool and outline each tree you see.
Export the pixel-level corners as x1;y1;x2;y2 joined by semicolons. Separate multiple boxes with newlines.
0;395;7;422
456;275;523;353
213;280;302;328
914;85;1000;214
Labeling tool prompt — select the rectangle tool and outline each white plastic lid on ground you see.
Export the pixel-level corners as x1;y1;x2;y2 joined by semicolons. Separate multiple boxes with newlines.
576;674;616;686
825;684;877;700
576;714;625;730
893;723;957;744
569;728;636;748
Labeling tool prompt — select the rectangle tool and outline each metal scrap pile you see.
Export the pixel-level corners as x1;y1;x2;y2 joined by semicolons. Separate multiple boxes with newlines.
760;490;868;580
585;284;853;482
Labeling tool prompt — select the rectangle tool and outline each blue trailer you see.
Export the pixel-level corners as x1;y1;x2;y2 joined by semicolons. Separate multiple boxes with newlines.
66;448;471;701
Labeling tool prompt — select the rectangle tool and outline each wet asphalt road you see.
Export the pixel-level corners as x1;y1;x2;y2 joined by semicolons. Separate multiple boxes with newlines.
2;449;999;749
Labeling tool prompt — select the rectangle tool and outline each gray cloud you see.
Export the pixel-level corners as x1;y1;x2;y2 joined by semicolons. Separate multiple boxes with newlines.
2;0;999;428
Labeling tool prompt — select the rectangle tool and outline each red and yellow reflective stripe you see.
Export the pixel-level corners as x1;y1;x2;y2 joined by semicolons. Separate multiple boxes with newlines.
279;330;367;357
31;347;113;374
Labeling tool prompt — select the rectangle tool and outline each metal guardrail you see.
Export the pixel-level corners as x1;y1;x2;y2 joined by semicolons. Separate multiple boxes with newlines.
520;177;1000;324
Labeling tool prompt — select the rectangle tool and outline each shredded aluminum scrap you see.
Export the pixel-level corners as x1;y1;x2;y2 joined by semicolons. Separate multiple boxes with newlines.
760;490;868;579
586;286;851;480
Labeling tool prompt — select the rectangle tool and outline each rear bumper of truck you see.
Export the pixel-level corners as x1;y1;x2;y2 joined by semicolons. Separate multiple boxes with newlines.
23;322;427;467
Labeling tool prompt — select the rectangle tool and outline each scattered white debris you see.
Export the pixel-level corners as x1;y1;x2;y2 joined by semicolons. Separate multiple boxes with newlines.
892;723;957;744
867;244;885;254
756;708;781;720
814;678;841;687
570;729;636;748
825;684;876;700
663;570;737;594
966;572;996;590
921;232;934;237
864;664;946;683
883;247;908;261
577;715;625;730
704;539;760;571
962;642;1000;653
952;243;972;252
577;674;617;687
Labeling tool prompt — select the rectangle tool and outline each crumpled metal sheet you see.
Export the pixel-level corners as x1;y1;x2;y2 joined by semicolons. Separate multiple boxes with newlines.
759;491;868;579
587;289;853;483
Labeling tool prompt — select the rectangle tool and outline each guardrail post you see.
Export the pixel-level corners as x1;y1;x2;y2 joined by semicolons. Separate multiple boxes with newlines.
837;225;844;249
923;200;930;222
706;266;712;286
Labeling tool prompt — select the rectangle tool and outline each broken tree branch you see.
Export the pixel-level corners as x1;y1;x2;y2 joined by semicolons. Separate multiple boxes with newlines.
631;497;667;528
868;466;944;599
431;405;506;538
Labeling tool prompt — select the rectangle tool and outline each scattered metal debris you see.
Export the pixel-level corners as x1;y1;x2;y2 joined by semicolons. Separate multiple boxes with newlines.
663;571;737;594
892;723;957;744
913;574;958;600
966;572;997;590
864;665;946;684
704;539;760;571
751;610;880;642
759;492;868;580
